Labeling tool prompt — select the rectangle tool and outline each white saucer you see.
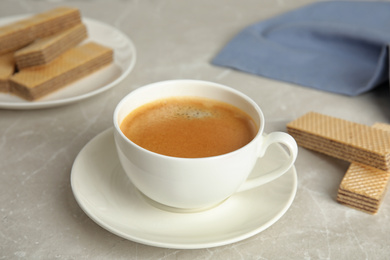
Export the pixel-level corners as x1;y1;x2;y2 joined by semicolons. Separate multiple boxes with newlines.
0;16;136;110
71;128;297;249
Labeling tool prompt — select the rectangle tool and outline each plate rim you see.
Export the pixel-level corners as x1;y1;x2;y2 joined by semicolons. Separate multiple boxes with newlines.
0;15;137;110
71;128;298;249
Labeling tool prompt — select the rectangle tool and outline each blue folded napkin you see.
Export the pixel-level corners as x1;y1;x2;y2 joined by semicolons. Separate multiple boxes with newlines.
212;1;390;96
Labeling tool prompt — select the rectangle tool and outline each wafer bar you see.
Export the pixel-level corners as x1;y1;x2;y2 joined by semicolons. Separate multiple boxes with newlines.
287;112;390;171
0;7;81;54
0;53;15;93
9;42;113;100
337;163;390;214
15;23;88;69
336;123;390;214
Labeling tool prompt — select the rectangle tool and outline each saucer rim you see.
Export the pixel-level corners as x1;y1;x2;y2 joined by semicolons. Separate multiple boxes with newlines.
71;128;298;249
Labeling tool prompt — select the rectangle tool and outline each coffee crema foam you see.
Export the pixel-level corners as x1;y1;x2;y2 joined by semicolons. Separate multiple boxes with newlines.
120;97;258;158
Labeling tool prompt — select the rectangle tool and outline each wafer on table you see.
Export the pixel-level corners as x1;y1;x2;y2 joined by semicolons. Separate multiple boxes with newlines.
0;53;15;93
10;42;113;101
15;23;88;69
287;112;390;171
337;123;390;214
0;7;81;54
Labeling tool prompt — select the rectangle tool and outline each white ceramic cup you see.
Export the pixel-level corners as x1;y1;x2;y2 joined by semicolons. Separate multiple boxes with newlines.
113;80;298;211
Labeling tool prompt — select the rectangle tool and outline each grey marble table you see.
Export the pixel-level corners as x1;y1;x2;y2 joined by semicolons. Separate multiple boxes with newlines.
1;0;390;259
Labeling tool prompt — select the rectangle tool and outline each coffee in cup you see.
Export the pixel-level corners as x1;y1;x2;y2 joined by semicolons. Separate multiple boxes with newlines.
113;80;298;211
119;96;258;158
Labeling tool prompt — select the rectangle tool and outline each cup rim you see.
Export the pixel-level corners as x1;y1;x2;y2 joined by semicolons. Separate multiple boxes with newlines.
113;79;265;161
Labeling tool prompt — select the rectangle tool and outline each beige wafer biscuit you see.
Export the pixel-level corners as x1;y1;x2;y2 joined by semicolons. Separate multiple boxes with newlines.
0;7;81;54
10;42;113;101
340;162;390;202
0;53;15;93
287;112;390;171
336;123;390;214
337;162;390;204
15;23;88;69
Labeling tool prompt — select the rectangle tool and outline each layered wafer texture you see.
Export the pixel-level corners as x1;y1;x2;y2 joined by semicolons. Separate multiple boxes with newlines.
0;7;81;54
337;163;390;214
10;42;113;100
337;123;390;214
0;53;15;93
14;23;88;69
287;112;390;171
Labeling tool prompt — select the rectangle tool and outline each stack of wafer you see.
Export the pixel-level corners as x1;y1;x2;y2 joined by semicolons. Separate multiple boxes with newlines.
337;123;390;214
287;112;390;214
0;6;114;101
10;42;113;101
0;7;82;54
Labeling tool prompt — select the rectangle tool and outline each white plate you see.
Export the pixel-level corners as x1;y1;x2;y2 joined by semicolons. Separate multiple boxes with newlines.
71;128;297;249
0;15;136;109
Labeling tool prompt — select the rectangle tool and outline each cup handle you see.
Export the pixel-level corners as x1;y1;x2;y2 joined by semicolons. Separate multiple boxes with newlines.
237;132;298;192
